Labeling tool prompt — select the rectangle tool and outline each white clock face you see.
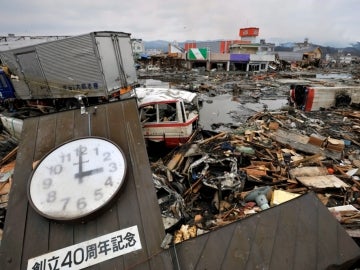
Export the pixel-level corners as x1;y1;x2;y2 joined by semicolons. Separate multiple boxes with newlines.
28;137;127;221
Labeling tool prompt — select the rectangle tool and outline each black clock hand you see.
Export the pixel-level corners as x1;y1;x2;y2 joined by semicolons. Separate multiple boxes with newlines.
74;145;88;183
75;167;104;180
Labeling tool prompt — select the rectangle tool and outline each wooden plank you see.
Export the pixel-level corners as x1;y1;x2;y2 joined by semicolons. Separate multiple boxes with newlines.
96;208;121;270
244;206;279;269
175;192;360;269
49;111;76;251
196;225;234;269
0;146;18;166
91;104;119;270
292;194;321;269
108;99;172;269
33;114;58;160
290;153;324;167
289;166;328;178
272;129;341;160
22;114;57;266
0;100;175;270
107;100;151;270
0;117;39;270
90;105;109;138
221;212;259;269
176;235;211;269
268;197;300;269
74;109;91;138
296;175;349;189
123;100;172;270
317;198;344;270
54;110;75;145
73;107;99;250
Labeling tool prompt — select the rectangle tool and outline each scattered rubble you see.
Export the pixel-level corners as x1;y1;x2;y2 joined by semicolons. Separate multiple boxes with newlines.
151;107;360;246
0;132;17;235
2;66;360;250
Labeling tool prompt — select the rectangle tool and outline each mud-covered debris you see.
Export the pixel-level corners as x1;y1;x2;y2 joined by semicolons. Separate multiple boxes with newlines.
151;108;360;244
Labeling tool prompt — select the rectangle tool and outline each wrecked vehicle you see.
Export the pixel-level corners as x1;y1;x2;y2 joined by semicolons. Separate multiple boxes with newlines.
0;31;138;113
289;84;360;111
136;87;199;147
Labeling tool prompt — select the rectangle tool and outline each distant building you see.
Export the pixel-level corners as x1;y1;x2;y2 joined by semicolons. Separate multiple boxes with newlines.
146;48;163;56
229;40;275;54
275;38;323;67
0;34;69;51
339;53;352;64
168;42;184;53
181;27;276;72
131;39;145;59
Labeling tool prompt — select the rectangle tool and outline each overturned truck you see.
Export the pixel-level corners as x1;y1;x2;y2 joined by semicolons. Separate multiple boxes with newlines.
0;31;138;113
289;84;360;111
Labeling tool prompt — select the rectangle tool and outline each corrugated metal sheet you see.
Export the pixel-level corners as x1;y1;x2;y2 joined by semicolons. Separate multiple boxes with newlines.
16;51;51;98
95;34;137;92
0;31;137;100
0;50;31;99
37;33;105;97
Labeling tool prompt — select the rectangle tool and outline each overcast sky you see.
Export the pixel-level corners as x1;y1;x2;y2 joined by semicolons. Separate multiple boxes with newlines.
2;0;359;47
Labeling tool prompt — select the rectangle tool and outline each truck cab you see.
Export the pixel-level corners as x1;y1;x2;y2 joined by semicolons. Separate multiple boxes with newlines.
0;68;16;100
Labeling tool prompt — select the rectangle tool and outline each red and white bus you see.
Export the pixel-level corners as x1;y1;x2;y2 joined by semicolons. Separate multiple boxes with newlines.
136;88;199;148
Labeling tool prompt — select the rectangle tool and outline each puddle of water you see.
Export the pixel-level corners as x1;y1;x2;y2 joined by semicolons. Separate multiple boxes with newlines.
199;94;288;130
316;73;352;79
139;79;170;88
243;98;289;112
140;79;288;131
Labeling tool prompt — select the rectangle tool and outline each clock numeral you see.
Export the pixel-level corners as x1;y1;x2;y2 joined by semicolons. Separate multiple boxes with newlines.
61;197;70;210
103;152;111;161
94;188;103;201
60;153;71;163
42;178;52;189
47;191;56;203
108;162;117;172
48;164;63;175
75;145;87;156
77;197;87;210
105;176;113;187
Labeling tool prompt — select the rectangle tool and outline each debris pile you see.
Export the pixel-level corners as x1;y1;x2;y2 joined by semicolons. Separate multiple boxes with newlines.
152;107;360;245
0;133;17;235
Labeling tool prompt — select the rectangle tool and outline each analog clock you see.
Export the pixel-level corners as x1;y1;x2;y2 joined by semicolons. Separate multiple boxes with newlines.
27;137;127;222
